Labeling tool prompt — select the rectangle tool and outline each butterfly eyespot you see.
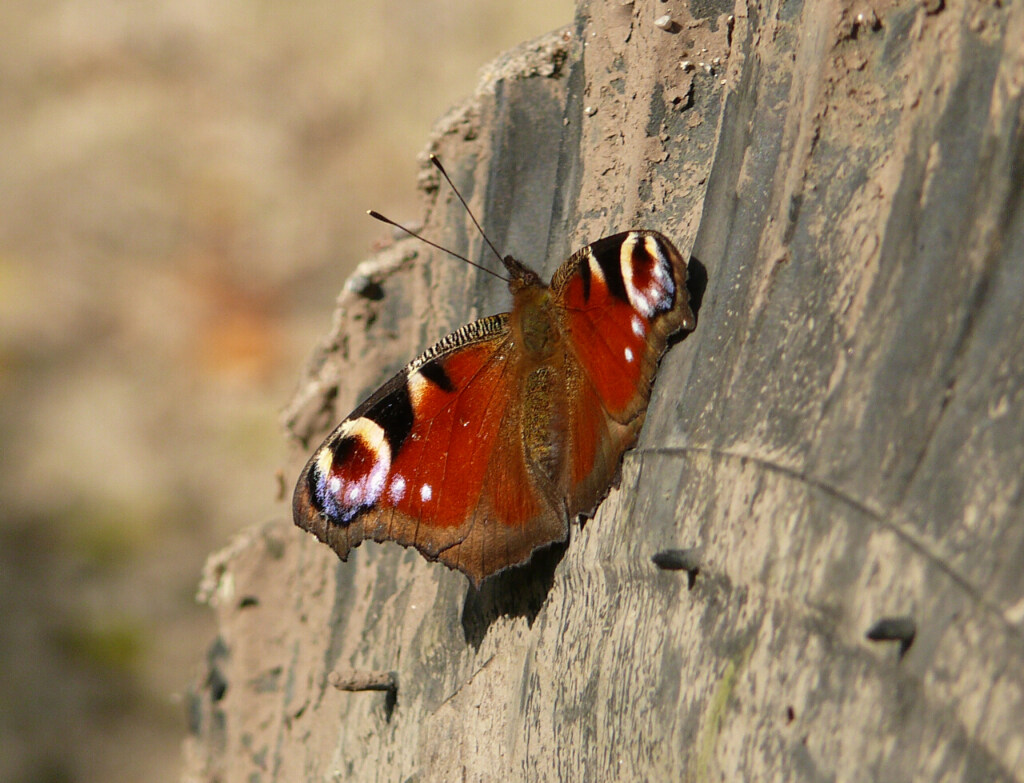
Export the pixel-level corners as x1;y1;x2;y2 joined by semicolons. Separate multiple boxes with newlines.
311;418;392;525
620;234;675;318
388;475;406;502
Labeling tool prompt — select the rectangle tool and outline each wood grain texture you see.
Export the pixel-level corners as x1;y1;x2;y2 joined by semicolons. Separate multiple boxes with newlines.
184;1;1024;780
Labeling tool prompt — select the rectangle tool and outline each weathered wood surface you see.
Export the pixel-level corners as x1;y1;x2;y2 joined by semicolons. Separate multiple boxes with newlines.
184;0;1024;780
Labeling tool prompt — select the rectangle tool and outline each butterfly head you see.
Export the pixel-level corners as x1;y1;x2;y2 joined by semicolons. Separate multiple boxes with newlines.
502;255;544;294
499;259;563;362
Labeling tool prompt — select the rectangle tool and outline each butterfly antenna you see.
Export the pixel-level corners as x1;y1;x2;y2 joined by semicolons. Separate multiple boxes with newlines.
428;154;505;268
367;210;509;283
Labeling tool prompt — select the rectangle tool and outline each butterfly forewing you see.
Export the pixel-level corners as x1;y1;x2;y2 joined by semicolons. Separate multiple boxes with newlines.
554;231;693;420
293;313;569;585
551;232;693;512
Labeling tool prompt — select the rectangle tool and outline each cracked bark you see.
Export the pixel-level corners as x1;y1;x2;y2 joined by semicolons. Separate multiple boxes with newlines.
184;1;1024;781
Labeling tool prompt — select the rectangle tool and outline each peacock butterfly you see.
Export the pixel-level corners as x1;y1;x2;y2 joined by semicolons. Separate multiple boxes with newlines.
293;158;695;587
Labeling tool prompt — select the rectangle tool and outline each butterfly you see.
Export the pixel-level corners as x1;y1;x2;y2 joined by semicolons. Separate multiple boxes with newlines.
293;162;696;587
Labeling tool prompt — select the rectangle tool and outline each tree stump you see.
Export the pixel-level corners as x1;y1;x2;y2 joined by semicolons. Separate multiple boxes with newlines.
184;1;1024;780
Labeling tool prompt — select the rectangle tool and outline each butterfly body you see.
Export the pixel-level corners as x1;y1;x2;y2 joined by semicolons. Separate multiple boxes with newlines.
293;230;695;586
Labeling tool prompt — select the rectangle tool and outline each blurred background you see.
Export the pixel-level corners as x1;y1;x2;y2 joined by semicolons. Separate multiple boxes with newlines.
0;2;572;781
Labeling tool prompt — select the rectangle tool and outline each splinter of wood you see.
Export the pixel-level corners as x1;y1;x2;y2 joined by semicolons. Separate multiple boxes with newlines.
865;616;916;658
652;548;701;588
328;669;398;693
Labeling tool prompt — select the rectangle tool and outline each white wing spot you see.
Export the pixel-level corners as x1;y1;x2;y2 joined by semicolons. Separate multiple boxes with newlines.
389;474;406;503
587;251;606;285
407;369;431;407
329;476;341;494
631;315;645;338
420;483;433;503
624;347;635;363
317;447;334;478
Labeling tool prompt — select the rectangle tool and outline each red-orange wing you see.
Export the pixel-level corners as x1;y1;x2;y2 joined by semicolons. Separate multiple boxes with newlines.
292;314;567;586
552;231;694;514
